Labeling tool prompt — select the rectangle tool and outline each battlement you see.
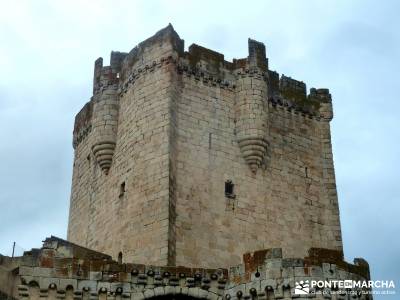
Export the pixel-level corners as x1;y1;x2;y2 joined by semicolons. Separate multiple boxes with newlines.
267;75;330;116
85;24;330;115
1;238;371;300
93;52;125;95
248;38;268;70
186;44;227;74
279;75;307;102
72;101;92;148
239;248;370;281
119;24;184;80
309;87;332;102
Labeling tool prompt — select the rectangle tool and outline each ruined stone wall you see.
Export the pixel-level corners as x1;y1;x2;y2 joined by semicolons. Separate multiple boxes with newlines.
2;238;371;300
68;25;342;268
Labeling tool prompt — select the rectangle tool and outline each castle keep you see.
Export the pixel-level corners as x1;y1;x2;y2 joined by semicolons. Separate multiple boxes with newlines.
68;25;341;268
0;25;372;300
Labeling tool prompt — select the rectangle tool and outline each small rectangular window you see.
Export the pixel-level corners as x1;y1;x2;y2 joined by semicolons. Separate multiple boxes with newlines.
119;182;126;198
225;180;235;199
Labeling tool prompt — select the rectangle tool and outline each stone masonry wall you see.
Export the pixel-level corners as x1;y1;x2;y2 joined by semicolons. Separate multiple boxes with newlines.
172;39;341;268
173;73;341;268
68;25;184;266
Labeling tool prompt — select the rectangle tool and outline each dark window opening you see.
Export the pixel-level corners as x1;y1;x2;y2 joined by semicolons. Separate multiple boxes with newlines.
118;252;122;264
305;167;308;178
225;180;236;199
119;182;126;198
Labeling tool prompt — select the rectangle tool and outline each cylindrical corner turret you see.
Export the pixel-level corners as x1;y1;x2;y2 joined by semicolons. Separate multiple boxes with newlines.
90;53;123;174
234;40;270;174
235;65;269;172
91;87;119;174
235;76;268;173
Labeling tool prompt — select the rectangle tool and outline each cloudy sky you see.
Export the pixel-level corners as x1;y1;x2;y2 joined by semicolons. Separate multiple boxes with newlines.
0;0;399;297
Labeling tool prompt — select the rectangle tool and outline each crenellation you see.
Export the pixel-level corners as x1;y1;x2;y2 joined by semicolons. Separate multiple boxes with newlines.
187;44;225;71
279;75;307;102
110;51;128;71
267;70;279;97
111;31;327;123
247;39;268;71
73;101;93;149
120;24;184;81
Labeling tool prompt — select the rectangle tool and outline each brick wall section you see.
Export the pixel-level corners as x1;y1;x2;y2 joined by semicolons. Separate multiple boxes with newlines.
68;25;343;268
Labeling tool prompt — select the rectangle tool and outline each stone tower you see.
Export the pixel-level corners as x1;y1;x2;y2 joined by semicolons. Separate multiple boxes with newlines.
68;25;342;268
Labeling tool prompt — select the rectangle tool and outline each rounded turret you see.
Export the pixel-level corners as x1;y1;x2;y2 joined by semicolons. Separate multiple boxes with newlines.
90;52;126;174
235;40;269;174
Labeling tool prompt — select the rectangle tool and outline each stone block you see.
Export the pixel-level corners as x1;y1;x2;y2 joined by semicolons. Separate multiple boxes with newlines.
19;266;34;276
39;277;59;290
131;292;145;300
164;285;176;295
90;272;102;281
143;289;155;299
97;281;111;292
59;278;77;290
78;280;97;292
154;287;165;296
207;292;220;300
33;267;53;277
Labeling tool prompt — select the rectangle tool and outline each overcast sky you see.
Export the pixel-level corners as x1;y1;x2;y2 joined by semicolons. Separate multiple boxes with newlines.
0;0;399;298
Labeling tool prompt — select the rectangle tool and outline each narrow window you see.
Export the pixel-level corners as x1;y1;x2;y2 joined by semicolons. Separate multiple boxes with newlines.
119;182;125;198
305;167;308;178
118;252;123;264
225;180;235;199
